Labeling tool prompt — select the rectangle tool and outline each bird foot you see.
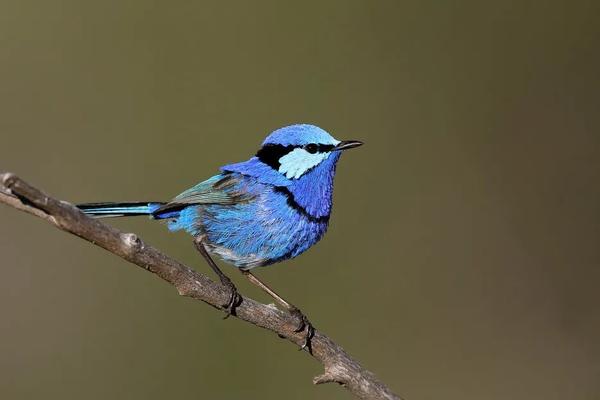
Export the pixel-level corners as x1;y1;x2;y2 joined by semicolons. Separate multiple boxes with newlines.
289;306;315;353
219;276;242;318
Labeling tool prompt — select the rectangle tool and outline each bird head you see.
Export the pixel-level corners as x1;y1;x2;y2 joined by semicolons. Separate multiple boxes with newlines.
255;124;363;180
221;124;363;217
222;124;362;187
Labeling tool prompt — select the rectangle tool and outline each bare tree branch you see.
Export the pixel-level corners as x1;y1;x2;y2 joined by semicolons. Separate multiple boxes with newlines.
0;172;401;400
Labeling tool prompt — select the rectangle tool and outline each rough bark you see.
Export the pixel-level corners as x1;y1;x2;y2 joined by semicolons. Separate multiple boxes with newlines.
0;172;401;400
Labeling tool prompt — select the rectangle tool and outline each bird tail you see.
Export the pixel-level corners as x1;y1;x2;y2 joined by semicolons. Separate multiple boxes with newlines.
77;202;165;218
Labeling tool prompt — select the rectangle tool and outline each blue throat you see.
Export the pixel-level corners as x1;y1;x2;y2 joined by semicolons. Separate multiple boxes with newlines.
222;151;341;220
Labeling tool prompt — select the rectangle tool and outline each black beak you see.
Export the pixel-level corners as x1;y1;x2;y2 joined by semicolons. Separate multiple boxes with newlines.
334;140;364;151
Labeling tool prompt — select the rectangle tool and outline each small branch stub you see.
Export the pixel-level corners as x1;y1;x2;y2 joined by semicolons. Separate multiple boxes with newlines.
314;371;344;385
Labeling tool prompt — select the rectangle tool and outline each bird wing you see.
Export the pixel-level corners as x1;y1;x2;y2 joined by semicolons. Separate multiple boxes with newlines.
153;173;254;216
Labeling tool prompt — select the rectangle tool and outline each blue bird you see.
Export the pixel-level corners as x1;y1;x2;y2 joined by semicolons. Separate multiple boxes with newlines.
77;124;363;350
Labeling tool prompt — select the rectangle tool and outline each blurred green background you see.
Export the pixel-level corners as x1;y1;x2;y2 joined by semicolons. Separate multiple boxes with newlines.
1;1;599;399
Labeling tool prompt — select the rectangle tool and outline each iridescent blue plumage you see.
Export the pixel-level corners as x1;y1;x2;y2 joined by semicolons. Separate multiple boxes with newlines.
164;170;333;268
77;124;362;349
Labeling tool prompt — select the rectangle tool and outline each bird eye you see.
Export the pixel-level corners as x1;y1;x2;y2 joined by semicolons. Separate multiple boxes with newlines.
304;144;318;154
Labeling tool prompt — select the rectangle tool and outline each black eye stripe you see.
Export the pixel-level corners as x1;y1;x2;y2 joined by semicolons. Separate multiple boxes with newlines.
304;143;318;154
256;143;336;171
306;144;335;153
256;144;294;170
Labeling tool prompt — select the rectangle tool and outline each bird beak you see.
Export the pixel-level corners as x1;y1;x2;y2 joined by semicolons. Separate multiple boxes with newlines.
334;140;364;151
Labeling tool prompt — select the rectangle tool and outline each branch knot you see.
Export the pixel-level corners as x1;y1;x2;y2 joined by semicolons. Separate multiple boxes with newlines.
121;233;143;253
1;172;18;189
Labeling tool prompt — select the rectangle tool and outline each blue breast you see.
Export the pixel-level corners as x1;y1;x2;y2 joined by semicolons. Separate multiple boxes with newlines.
166;174;331;269
163;146;341;269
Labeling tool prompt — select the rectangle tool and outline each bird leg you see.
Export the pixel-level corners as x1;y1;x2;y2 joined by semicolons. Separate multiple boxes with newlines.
193;237;242;318
240;270;315;353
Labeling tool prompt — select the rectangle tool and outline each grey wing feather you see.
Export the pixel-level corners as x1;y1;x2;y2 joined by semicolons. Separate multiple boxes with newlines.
153;174;253;215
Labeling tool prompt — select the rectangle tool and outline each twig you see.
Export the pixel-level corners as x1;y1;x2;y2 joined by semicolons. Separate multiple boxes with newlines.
0;172;401;400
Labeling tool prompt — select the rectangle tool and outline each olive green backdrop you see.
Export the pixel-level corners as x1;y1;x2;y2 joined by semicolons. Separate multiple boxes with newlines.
1;1;599;399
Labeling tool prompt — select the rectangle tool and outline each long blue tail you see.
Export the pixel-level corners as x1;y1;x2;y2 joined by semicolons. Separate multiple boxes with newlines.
77;202;165;218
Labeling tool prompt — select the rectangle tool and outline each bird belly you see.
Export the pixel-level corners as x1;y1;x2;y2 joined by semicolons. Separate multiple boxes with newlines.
200;195;329;269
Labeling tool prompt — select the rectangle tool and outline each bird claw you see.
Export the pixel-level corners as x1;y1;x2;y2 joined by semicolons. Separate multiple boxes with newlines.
290;307;315;353
220;277;242;318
